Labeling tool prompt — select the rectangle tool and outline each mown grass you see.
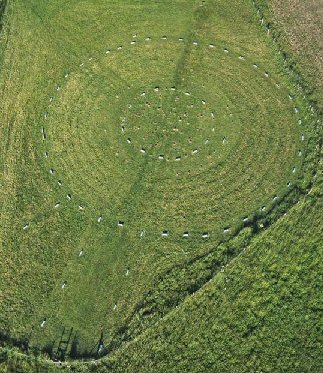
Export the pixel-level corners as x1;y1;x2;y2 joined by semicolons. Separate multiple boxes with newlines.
0;0;321;370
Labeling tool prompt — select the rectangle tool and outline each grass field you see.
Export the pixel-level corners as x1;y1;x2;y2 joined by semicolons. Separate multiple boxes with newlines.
0;0;321;371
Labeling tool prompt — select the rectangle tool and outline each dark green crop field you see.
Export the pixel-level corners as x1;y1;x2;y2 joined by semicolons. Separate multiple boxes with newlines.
0;0;321;372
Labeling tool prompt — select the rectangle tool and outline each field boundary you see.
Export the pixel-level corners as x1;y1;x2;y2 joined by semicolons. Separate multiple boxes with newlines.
95;0;322;359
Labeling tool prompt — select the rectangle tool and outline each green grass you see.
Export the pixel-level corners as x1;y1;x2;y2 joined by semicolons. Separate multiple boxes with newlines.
86;187;322;373
0;0;321;370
